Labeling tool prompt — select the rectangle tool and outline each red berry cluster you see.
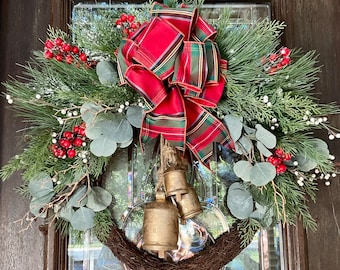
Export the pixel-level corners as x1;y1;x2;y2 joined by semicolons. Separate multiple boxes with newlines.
267;148;292;175
50;123;86;159
262;47;291;75
44;37;89;65
115;13;141;36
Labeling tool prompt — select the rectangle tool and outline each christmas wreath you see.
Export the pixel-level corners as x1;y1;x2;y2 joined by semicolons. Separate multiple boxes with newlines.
2;1;340;269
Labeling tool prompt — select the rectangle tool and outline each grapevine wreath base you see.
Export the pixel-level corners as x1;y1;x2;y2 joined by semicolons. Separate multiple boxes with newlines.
104;223;244;270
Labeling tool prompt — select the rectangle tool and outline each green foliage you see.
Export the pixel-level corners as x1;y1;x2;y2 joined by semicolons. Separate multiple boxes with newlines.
237;219;261;248
1;1;339;246
93;209;114;243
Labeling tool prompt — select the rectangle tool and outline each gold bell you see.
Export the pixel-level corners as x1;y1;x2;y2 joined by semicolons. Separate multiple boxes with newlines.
163;166;189;201
143;191;179;258
176;183;203;223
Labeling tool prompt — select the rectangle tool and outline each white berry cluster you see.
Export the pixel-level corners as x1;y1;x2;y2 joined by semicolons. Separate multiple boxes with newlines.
117;100;144;113
262;95;272;107
5;94;13;104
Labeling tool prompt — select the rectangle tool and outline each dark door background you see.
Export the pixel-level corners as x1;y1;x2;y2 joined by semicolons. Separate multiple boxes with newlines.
0;1;339;269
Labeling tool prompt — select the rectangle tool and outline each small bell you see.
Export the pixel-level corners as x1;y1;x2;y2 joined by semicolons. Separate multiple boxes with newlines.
176;184;203;223
163;166;189;201
143;191;179;258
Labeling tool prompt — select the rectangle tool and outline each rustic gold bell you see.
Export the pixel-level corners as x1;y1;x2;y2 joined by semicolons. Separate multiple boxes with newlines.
176;184;203;223
143;191;179;258
163;166;189;201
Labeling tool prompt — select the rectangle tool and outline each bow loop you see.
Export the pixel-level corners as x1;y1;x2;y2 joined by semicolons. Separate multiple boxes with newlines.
151;2;198;41
171;41;208;95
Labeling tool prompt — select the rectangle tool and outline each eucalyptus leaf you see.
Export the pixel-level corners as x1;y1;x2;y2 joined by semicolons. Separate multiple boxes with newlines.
67;185;88;208
109;114;133;143
233;160;252;182
59;205;75;222
243;125;256;135
96;61;119;86
294;153;318;171
118;138;133;148
249;162;276;186
85;122;103;140
30;199;47;218
86;186;112;212
256;141;273;157
227;182;254;219
70;207;95;231
85;113;115;139
29;192;54;218
126;105;143;128
250;203;274;227
235;135;253;155
28;173;54;199
255;124;276;149
249;209;263;220
223;114;243;142
80;102;103;124
298;158;318;172
311;138;330;156
90;135;117;157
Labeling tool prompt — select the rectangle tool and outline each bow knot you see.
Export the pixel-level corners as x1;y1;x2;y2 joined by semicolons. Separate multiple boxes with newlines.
116;2;232;164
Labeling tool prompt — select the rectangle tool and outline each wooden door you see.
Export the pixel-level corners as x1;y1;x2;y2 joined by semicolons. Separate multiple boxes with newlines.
272;1;340;269
0;1;70;269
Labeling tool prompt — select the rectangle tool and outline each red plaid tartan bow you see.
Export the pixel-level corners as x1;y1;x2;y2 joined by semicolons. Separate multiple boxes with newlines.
116;2;232;165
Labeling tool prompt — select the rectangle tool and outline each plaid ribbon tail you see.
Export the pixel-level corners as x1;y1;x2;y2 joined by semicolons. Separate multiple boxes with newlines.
185;99;232;165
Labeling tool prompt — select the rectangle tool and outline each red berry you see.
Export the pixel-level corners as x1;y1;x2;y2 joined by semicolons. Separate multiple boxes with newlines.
115;19;122;26
50;144;58;152
267;156;281;166
45;40;54;49
54;148;65;158
78;128;86;137
59;139;71;149
62;43;71;52
55;37;63;46
281;57;291;66
72;137;83;147
269;54;278;62
55;54;63;62
282;153;292;161
127;15;135;22
79;52;87;62
66;54;74;64
269;67;277;74
275;148;284;157
67;149;76;159
276;164;287;174
73;125;80;134
280;47;291;57
72;46;79;54
120;13;127;22
130;22;139;29
123;28;130;36
44;50;54;59
63;131;74;139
